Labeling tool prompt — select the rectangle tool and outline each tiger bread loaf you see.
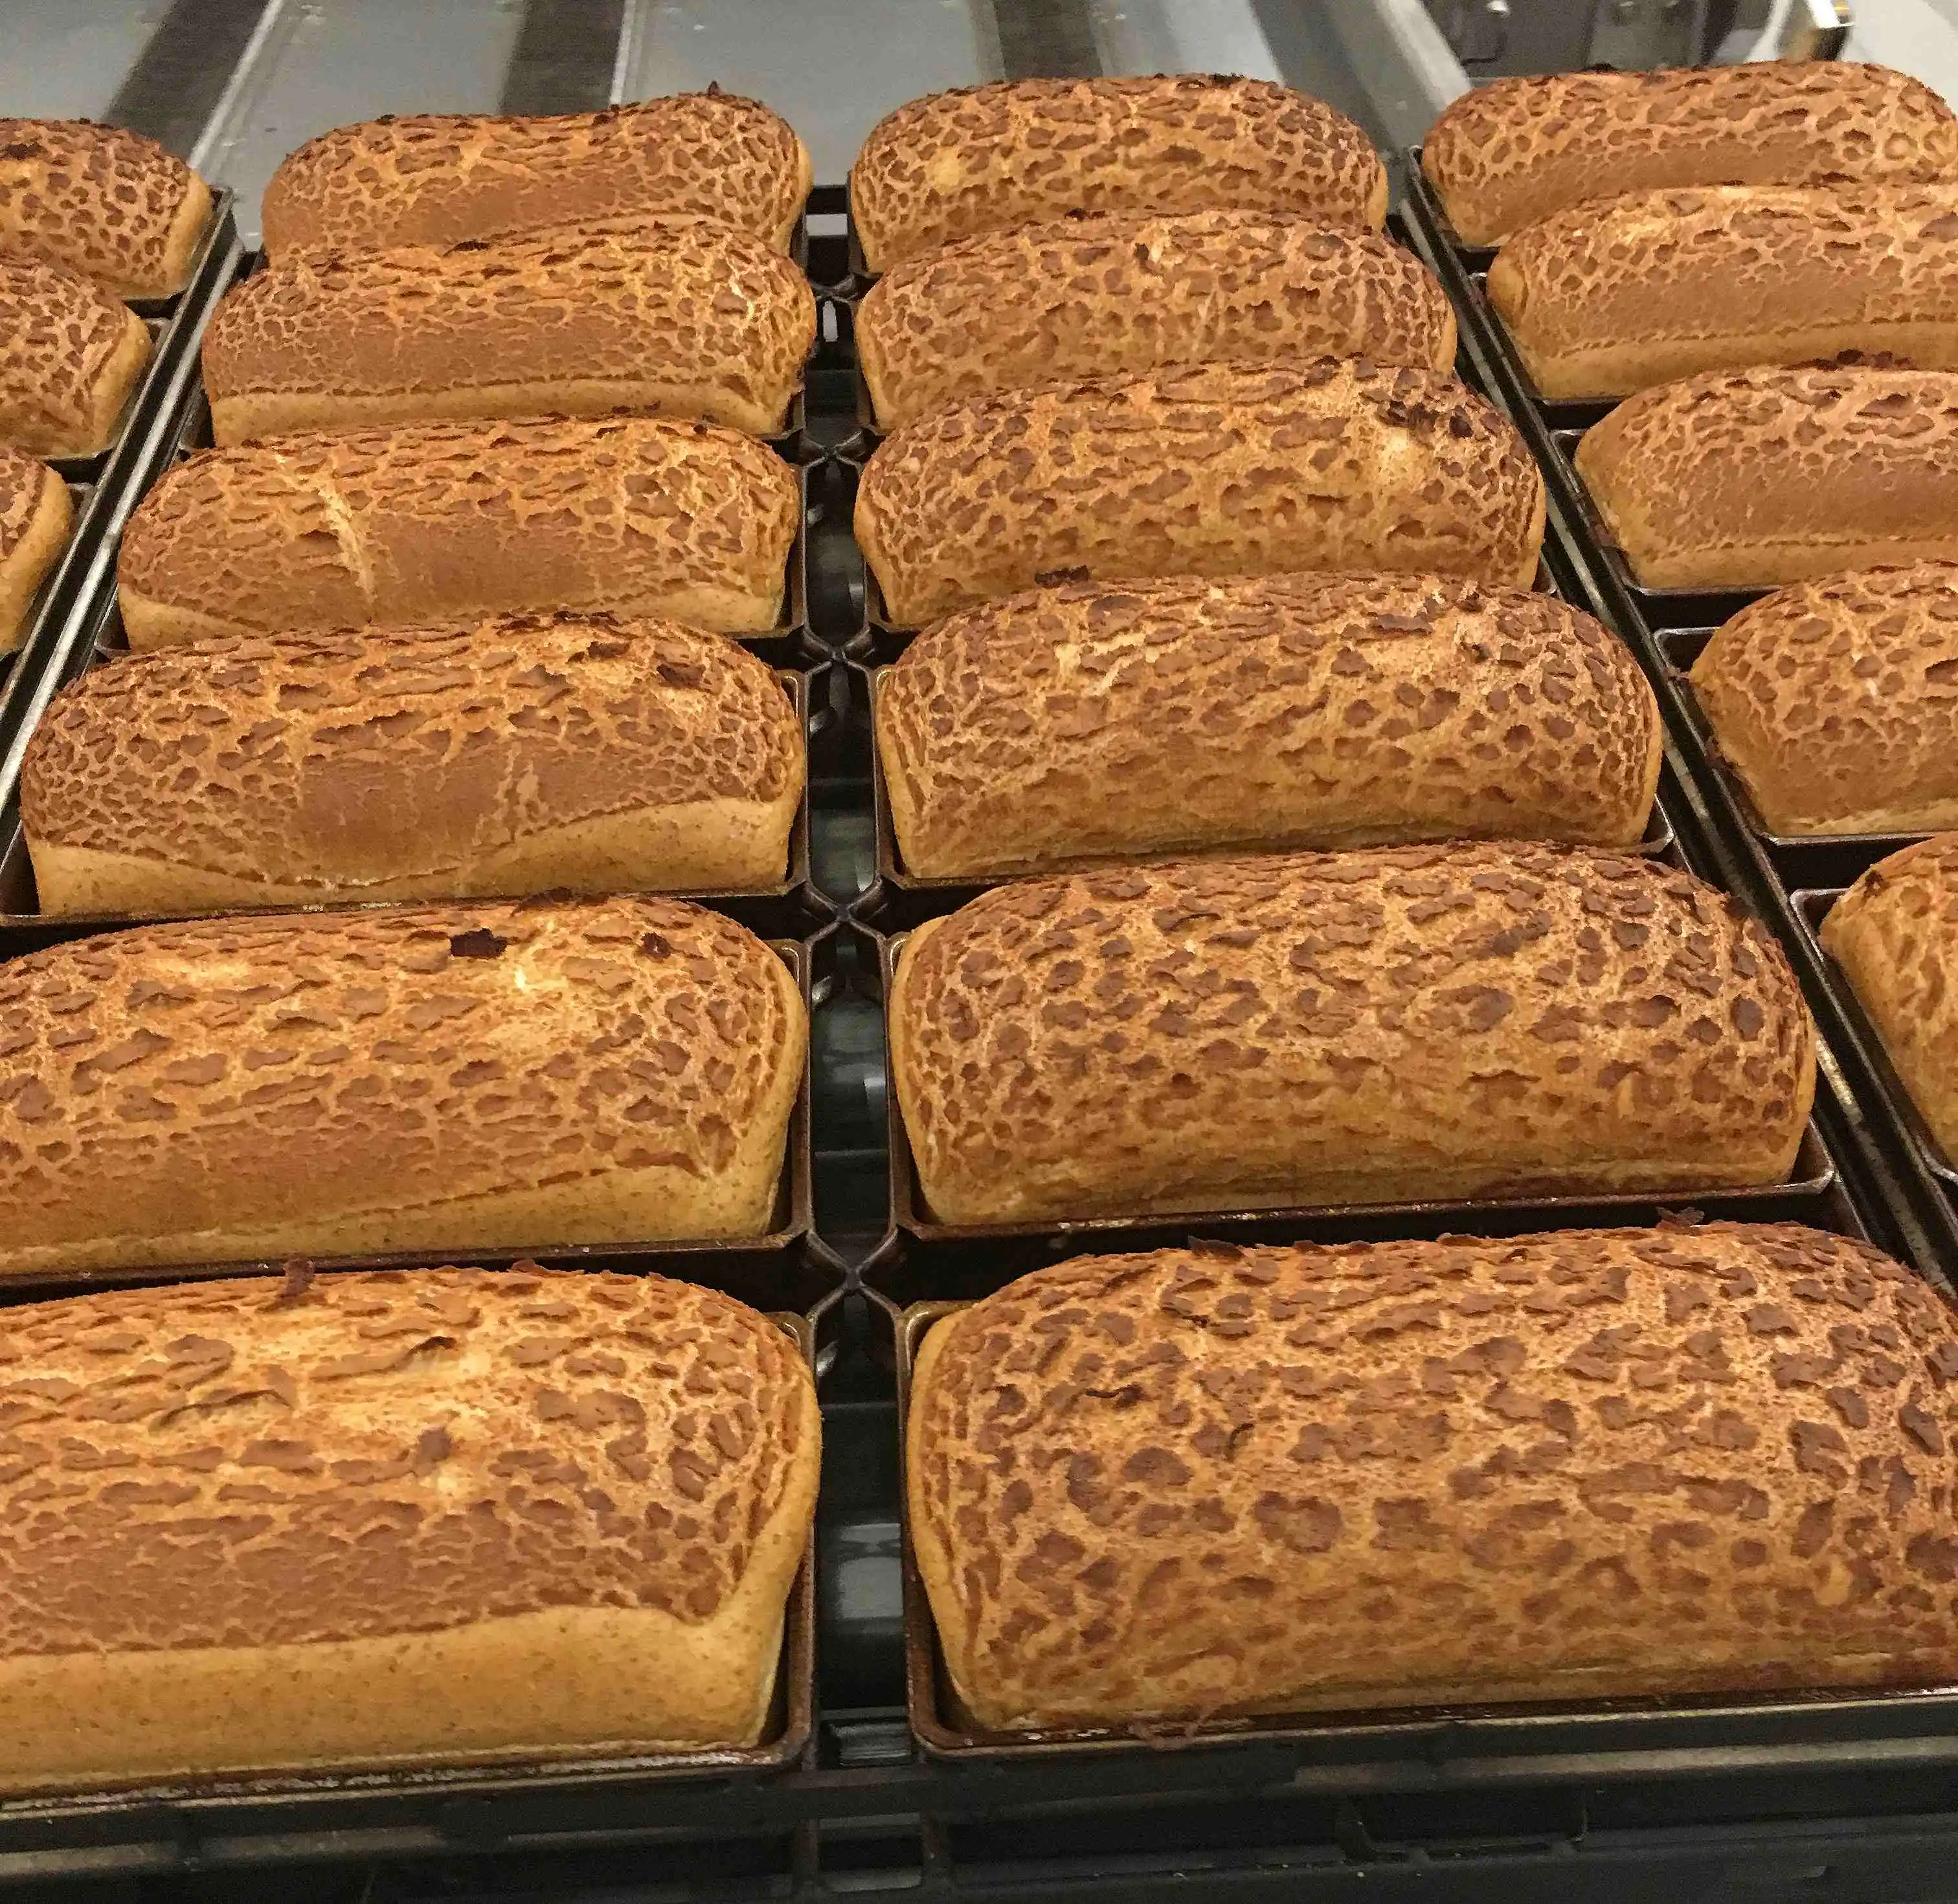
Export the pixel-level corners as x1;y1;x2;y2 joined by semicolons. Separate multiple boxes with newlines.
877;574;1659;878
890;844;1814;1225
1423;63;1958;247
117;414;798;646
0;257;149;455
0;444;71;653
1490;186;1958;401
1691;565;1958;836
0;1266;818;1787
909;1224;1958;1731
1821;834;1958;1159
856;361;1544;625
21;616;802;915
0;897;805;1277
1576;366;1958;590
262;93;810;258
203;219;815;443
851;76;1386;273
0;120;210;297
857;215;1454;431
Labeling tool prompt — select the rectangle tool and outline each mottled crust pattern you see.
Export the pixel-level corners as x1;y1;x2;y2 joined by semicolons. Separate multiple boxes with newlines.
851;77;1387;271
0;898;806;1274
262;95;811;257
1691;565;1958;836
0;258;150;455
855;361;1546;626
857;215;1454;430
889;844;1814;1225
909;1226;1958;1730
21;614;804;908
1576;366;1958;590
117;416;800;644
203;219;816;443
0;119;211;297
1823;835;1958;1159
1423;63;1958;246
1490;186;1958;401
877;574;1659;877
0;449;71;653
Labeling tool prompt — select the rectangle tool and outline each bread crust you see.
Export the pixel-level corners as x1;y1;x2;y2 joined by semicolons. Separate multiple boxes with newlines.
0;458;71;654
889;844;1814;1225
1423;63;1958;247
1689;563;1958;835
1575;366;1958;590
1822;834;1958;1158
116;416;799;644
877;574;1659;877
857;214;1454;431
0;897;806;1275
908;1224;1958;1730
855;361;1545;627
0;257;150;454
262;95;811;257
0;1266;818;1784
21;614;804;912
0;120;210;296
1490;186;1958;401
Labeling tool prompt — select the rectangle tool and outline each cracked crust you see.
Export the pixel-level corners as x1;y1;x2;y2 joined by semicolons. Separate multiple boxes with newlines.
0;257;150;455
1575;366;1958;590
877;574;1659;878
0;1265;818;1785
855;361;1545;627
909;1224;1958;1730
1423;63;1958;247
888;843;1814;1225
116;415;799;645
857;214;1454;431
21;614;804;912
262;94;811;258
851;77;1386;272
0;897;807;1275
0;449;71;654
203;219;816;443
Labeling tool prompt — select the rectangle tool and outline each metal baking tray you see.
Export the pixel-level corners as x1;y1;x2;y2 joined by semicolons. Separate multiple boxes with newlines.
0;932;827;1312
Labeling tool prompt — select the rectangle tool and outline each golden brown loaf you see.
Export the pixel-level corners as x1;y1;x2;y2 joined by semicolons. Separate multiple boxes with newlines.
261;94;811;258
909;1224;1958;1730
851;76;1386;273
0;256;150;455
1489;186;1958;401
202;219;816;444
855;361;1545;626
20;615;804;915
889;844;1814;1225
0;1266;818;1786
117;415;798;646
0;897;806;1277
0;119;210;297
1575;366;1958;590
1690;564;1958;836
1821;834;1958;1159
877;574;1660;877
857;214;1454;431
1423;63;1958;247
0;445;71;654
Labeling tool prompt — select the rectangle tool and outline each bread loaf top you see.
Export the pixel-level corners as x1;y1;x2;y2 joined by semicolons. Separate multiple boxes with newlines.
890;844;1814;1223
21;614;803;879
0;898;802;1266
1689;563;1958;835
851;76;1386;271
0;119;210;296
0;443;56;566
857;214;1455;430
262;93;810;256
0;255;146;455
0;1265;815;1655
1423;63;1958;246
909;1223;1958;1729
